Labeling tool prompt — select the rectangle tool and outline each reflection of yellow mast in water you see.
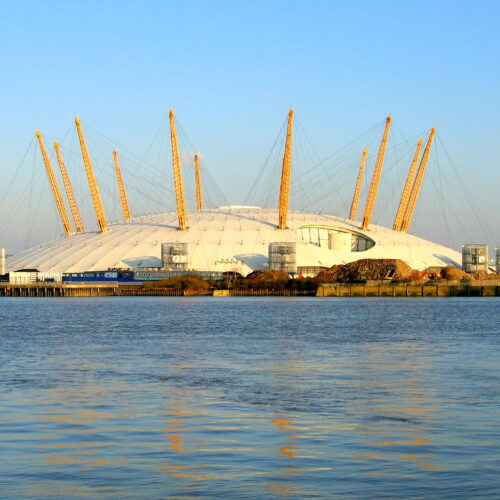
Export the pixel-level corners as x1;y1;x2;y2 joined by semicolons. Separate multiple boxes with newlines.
271;415;298;459
163;399;201;454
154;394;213;483
349;342;439;473
268;414;302;497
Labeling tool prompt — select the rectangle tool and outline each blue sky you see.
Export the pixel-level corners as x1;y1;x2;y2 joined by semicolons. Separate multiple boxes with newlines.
0;0;498;253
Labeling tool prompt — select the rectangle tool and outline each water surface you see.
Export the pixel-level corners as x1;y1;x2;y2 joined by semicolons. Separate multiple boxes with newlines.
1;297;499;499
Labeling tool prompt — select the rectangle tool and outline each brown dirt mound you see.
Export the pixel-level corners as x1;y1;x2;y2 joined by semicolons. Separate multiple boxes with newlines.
246;270;290;281
473;270;500;280
440;266;471;280
472;270;489;280
318;258;414;282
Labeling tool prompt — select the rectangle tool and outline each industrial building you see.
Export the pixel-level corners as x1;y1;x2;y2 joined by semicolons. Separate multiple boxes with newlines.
1;109;483;277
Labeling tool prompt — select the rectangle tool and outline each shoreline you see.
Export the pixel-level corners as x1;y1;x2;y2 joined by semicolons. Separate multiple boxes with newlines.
1;279;499;298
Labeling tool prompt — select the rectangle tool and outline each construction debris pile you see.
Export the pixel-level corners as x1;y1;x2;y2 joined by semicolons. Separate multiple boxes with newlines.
317;258;418;282
314;260;500;283
439;267;500;280
439;266;470;280
246;270;291;282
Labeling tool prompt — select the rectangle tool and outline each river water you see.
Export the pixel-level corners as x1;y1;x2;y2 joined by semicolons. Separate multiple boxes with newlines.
0;297;499;499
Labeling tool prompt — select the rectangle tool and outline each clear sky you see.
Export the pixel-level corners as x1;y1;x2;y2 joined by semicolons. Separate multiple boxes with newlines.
0;0;498;254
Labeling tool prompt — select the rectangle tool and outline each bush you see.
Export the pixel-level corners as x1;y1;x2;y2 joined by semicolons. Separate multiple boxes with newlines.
143;274;210;290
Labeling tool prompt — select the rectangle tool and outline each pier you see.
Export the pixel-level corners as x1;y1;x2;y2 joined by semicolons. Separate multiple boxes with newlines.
1;280;499;298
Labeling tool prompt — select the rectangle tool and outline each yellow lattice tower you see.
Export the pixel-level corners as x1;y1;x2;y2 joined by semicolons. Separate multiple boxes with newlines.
35;131;73;236
361;115;392;230
194;154;204;210
113;150;132;221
54;142;85;233
393;139;423;231
349;148;368;221
400;128;436;233
75;117;108;232
278;107;294;229
169;108;188;230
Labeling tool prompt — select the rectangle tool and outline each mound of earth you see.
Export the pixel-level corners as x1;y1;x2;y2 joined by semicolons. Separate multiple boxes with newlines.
246;270;290;281
317;258;415;282
440;266;471;280
472;270;500;280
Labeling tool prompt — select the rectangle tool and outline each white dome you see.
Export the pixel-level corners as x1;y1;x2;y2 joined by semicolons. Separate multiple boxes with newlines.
7;207;462;274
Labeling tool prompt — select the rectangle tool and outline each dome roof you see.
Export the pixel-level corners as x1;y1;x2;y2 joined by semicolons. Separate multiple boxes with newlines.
7;207;462;273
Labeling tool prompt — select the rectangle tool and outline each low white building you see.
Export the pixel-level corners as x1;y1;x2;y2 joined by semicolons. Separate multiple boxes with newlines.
9;270;63;284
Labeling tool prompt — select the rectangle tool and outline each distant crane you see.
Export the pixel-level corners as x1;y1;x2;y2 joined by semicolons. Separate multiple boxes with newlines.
35;131;73;236
400;128;436;232
278;107;294;229
75;117;108;232
194;154;204;211
393;139;423;231
349;148;368;221
361;115;392;230
169;108;188;230
113;150;132;222
54;142;85;233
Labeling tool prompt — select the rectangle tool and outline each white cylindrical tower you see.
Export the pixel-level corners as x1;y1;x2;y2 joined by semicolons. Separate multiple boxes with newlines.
268;242;297;274
161;243;190;270
462;244;488;273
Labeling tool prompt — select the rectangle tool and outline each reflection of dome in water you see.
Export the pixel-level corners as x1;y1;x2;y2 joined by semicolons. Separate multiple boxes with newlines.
7;206;461;274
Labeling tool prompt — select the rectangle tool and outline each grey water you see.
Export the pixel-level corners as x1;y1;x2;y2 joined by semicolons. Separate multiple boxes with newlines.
0;297;499;499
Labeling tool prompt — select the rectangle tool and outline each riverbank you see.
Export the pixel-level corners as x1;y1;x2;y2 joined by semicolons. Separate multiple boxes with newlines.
1;279;499;297
317;280;500;297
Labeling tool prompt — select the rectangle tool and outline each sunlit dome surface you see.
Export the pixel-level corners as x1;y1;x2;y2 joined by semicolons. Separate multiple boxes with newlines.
7;207;462;274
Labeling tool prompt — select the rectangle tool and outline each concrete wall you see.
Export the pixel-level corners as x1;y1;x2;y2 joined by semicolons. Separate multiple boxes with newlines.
317;280;500;297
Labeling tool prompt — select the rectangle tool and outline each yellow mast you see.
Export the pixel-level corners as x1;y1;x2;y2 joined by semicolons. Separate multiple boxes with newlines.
113;150;132;221
35;131;73;236
349;148;368;221
194;153;204;210
278;107;294;229
54;142;85;233
75;117;108;232
400;128;436;233
169;108;188;230
361;114;392;230
392;139;423;231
